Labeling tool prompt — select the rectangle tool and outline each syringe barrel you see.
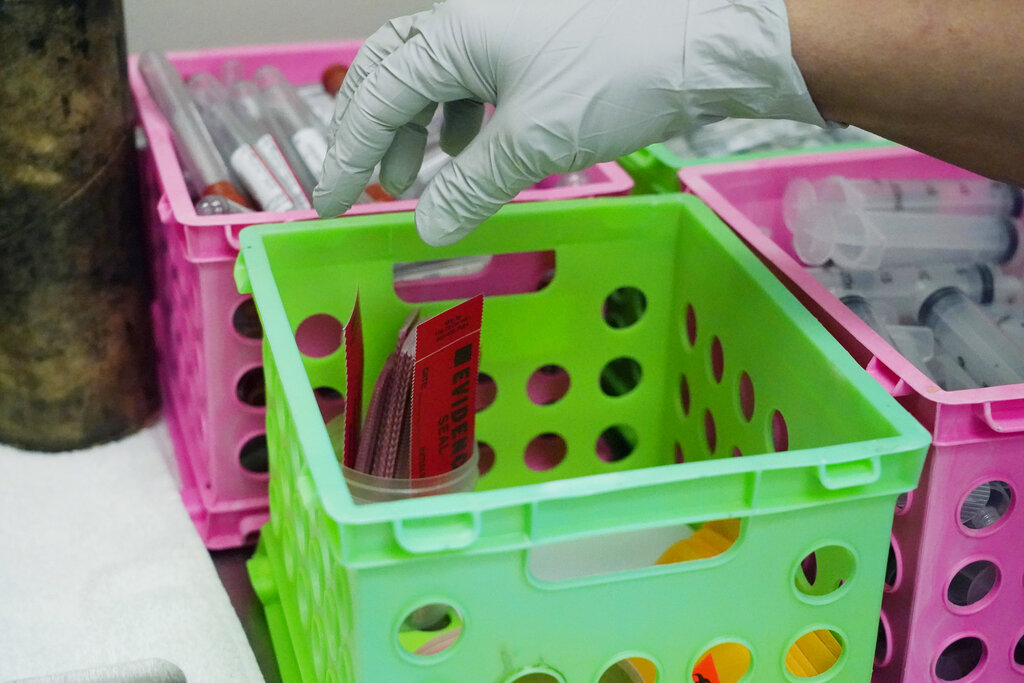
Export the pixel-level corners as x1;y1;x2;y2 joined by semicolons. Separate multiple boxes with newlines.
138;51;230;191
832;210;1017;269
810;264;1005;322
820;176;1023;217
920;287;1024;387
840;295;896;347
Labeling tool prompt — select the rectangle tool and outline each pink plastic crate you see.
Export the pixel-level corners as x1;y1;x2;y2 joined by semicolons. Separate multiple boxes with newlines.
129;40;633;549
680;146;1024;683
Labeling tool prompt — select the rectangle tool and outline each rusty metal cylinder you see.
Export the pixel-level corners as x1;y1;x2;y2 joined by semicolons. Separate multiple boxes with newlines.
0;0;159;450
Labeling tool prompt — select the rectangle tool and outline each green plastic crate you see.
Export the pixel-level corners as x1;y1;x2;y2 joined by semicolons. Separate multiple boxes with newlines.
619;139;893;196
236;195;928;683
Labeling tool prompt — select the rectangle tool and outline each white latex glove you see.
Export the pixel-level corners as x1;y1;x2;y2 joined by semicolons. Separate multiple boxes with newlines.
314;0;826;246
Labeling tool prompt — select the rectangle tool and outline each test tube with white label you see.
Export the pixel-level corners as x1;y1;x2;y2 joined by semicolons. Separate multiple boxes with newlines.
809;263;1024;322
254;66;329;182
920;287;1024;387
137;51;252;208
193;75;312;209
791;206;1017;269
226;79;318;197
188;73;295;213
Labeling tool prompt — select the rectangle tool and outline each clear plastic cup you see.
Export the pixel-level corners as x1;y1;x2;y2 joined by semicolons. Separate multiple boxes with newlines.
342;445;479;504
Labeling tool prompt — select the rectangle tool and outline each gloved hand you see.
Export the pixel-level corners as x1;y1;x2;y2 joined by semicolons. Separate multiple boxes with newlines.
314;0;827;246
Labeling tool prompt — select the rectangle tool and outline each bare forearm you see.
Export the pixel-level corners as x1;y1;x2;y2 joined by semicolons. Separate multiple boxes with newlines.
788;0;1024;185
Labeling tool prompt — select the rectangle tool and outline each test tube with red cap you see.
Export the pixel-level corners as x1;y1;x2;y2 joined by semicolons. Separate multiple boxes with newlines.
137;51;252;209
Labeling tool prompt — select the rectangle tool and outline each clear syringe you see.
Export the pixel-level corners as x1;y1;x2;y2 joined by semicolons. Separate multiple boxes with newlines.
809;263;1024;322
785;176;1023;219
840;295;937;375
137;51;252;209
791;205;1018;269
188;73;299;213
920;286;1024;387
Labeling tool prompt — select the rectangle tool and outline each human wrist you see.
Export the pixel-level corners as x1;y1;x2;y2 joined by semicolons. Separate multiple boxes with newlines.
682;0;829;126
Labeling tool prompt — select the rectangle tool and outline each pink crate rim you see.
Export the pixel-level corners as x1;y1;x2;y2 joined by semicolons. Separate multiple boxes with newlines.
679;145;1024;409
128;45;633;233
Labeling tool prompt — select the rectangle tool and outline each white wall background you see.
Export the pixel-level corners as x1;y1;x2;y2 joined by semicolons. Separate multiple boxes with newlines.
123;0;433;53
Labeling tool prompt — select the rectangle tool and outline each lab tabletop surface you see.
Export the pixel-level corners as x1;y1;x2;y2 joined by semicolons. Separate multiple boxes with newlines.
0;421;277;682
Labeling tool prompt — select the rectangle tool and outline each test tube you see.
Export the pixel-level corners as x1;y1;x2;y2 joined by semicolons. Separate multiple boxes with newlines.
296;83;336;127
791;206;1018;269
193;74;312;209
809;263;1024;322
920;286;1024;387
817;176;1022;216
195;194;254;215
556;170;591;187
137;51;252;208
188;73;296;213
227;79;318;197
398;146;452;200
254;66;330;181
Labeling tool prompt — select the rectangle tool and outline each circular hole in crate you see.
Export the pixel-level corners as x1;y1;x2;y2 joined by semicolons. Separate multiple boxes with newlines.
680;375;691;416
295;313;343;358
704;410;717;454
477;441;495;476
693;642;751;682
947;560;1000;609
876;613;893;667
710;337;725;383
236;366;266;407
732;446;743;458
527;364;570;405
771;410;789;452
598;657;658;683
232;297;263;339
596;425;638;463
738;372;755;421
674;442;685;464
1014;633;1024;668
239;434;269;474
895;491;912;515
477;373;497;412
794;544;855;599
603;286;647;329
524;433;567;471
313;386;345;422
506;673;562;683
935;636;985;681
785;629;844;678
685;304;698;347
959;480;1013;531
600;357;642;397
398;602;463;657
885;537;901;592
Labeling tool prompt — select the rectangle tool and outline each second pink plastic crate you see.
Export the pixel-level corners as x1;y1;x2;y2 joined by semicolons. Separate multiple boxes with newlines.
680;146;1024;683
130;40;633;549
